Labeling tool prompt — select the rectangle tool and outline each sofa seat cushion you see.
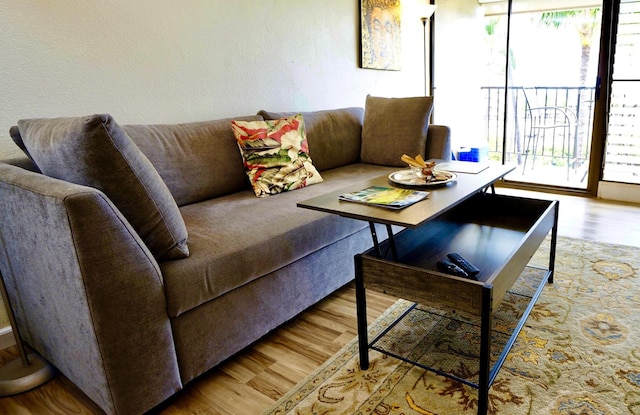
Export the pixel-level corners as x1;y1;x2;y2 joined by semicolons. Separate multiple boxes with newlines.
160;163;396;317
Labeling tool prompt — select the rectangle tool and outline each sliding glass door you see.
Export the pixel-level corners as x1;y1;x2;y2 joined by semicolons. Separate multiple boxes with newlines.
480;0;603;190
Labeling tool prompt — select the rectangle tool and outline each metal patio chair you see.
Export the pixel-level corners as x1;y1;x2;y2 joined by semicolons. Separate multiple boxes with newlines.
521;87;577;179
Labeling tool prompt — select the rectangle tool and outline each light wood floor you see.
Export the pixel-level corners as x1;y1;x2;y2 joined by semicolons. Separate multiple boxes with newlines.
0;189;638;415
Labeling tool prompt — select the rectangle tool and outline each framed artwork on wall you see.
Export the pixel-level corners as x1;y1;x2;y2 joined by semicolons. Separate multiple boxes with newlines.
360;0;402;71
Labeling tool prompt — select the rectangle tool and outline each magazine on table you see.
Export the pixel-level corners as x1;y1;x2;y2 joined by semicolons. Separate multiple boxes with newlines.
338;186;429;210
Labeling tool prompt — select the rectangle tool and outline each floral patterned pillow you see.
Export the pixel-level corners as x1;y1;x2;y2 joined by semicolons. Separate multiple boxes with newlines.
231;114;323;197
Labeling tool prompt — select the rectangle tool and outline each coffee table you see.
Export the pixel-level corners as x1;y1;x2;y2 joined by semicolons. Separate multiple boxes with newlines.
298;164;559;415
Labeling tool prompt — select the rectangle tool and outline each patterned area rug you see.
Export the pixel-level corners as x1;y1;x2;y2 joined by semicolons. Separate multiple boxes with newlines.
262;237;640;415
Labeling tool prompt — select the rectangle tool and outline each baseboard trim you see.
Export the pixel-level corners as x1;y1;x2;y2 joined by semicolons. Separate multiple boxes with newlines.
598;181;640;204
0;326;16;350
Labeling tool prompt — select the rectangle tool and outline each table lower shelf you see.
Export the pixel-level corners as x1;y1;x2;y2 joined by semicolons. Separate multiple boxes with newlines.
368;266;549;389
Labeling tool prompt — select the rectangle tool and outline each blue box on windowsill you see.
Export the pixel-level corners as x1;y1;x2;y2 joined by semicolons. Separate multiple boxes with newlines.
457;146;489;162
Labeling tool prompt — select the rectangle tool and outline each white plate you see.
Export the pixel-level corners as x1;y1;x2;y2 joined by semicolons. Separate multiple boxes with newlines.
388;169;457;187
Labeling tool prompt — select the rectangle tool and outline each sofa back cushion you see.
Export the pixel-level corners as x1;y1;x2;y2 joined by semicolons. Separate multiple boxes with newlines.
124;115;261;206
16;114;189;261
258;107;363;171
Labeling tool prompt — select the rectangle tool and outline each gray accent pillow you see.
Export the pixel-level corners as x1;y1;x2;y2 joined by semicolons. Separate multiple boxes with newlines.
360;95;434;167
17;114;189;261
9;125;41;172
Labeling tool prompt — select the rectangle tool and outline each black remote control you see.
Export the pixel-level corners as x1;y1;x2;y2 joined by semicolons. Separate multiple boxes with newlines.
437;260;470;278
447;253;480;277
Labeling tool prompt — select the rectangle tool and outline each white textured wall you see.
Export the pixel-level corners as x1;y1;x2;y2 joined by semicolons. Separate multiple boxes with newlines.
0;0;429;133
0;0;432;330
434;0;486;148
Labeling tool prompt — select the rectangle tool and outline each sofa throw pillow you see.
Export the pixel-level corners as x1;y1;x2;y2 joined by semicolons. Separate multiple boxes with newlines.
231;114;323;197
9;125;41;173
17;114;189;261
360;95;434;167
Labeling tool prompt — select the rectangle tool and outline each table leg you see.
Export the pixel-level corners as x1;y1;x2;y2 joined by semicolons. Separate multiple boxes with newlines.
368;222;381;258
477;286;493;415
481;184;496;195
548;201;559;283
355;254;370;370
386;224;397;261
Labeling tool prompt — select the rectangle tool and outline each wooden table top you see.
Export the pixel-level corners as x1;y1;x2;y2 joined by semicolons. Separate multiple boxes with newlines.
298;164;515;228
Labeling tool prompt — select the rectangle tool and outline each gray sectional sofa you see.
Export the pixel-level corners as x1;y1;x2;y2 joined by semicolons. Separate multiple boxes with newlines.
0;97;450;414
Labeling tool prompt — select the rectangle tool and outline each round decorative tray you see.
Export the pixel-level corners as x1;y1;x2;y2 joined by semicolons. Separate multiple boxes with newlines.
388;169;457;187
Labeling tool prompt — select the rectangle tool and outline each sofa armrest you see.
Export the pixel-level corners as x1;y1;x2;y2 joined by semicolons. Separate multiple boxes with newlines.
426;124;452;161
0;163;181;415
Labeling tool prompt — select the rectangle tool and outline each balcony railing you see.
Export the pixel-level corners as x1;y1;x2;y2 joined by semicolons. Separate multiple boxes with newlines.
481;86;596;184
